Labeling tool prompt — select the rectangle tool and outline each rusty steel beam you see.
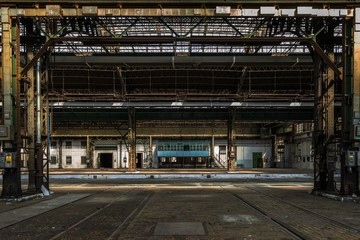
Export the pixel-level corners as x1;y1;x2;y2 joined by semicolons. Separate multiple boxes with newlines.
2;1;359;8
54;36;310;45
20;38;54;76
309;39;342;77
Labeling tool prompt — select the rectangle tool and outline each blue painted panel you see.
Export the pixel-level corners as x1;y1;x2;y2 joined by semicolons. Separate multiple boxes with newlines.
157;140;210;157
158;150;209;157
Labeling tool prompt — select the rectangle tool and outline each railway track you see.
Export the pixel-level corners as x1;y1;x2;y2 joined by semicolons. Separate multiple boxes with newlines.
223;186;360;240
0;186;114;231
47;188;153;240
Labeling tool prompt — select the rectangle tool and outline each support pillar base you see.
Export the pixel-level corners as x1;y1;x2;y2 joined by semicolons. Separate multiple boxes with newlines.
1;168;22;198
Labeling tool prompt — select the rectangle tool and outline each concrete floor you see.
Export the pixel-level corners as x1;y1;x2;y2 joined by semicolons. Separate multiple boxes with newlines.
0;177;359;240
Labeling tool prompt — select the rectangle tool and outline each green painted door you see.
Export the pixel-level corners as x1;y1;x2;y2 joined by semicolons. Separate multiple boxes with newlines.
252;152;263;168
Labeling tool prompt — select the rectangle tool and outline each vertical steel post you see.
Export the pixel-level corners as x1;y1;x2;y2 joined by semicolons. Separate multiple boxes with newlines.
227;108;236;171
27;50;36;191
58;139;63;169
341;16;360;195
326;52;336;191
1;9;22;198
341;10;360;195
86;136;91;168
313;53;327;190
35;59;43;191
211;135;215;168
149;136;153;168
128;108;136;171
352;10;360;194
271;135;276;168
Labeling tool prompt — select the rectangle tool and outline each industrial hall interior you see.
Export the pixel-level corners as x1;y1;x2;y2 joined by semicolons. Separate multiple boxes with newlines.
0;0;359;210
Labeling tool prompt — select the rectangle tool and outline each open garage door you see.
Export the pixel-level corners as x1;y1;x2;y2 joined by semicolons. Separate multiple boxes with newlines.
99;153;113;168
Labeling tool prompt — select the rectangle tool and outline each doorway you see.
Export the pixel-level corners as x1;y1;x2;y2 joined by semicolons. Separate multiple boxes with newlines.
99;153;113;168
136;153;143;168
252;152;263;168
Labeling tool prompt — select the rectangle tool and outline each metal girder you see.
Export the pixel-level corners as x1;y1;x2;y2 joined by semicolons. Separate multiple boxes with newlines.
49;101;319;108
53;36;310;45
309;39;342;77
50;55;313;65
52;110;314;122
20;38;54;76
4;4;357;18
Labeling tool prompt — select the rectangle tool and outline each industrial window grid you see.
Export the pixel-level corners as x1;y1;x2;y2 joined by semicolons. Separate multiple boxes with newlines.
65;141;72;149
81;156;87;165
66;156;72;165
50;156;57;165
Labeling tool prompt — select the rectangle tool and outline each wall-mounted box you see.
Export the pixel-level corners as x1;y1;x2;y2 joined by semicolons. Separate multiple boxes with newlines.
0;125;13;141
0;152;16;168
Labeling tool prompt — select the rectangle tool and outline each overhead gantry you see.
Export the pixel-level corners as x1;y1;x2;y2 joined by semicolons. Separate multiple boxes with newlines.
0;1;359;197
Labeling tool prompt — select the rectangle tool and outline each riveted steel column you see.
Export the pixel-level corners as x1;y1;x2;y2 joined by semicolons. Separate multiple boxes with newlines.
128;108;136;172
313;53;327;190
353;10;360;194
341;15;360;195
342;10;360;195
326;51;336;191
1;8;22;198
227;108;236;171
26;50;36;191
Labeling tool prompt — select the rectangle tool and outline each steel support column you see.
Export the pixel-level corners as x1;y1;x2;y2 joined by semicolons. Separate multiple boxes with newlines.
35;59;43;191
341;14;360;195
271;135;276;168
26;50;36;191
1;8;22;198
149;136;153;168
210;135;215;168
313;53;327;190
58;139;62;169
86;136;91;168
351;10;360;194
325;52;336;191
128;108;136;171
227;108;236;171
42;58;50;190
